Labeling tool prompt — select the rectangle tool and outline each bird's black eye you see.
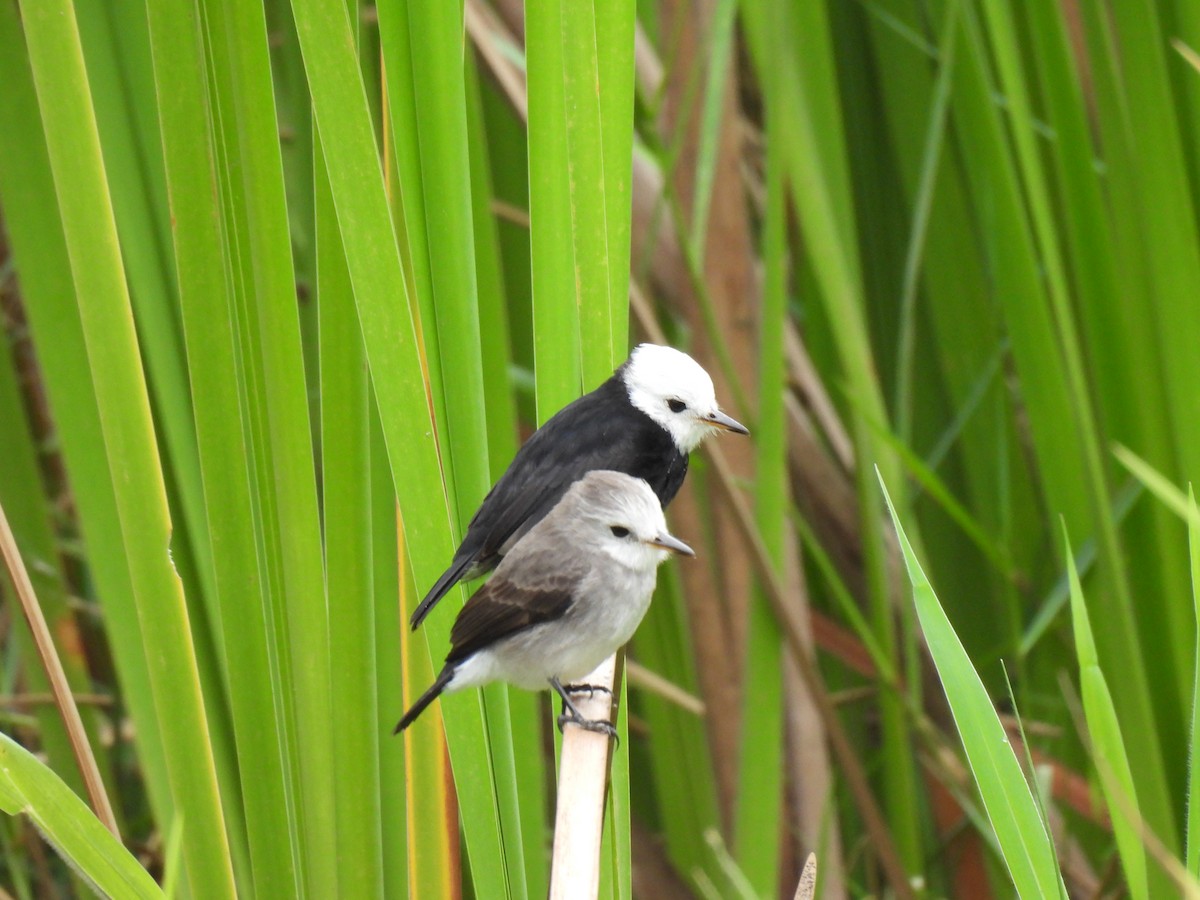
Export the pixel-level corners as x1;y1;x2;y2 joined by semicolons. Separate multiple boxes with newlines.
667;399;687;413
610;526;631;538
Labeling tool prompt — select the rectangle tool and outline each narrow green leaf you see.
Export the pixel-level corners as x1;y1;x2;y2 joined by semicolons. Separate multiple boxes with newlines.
287;0;513;889
1115;445;1200;529
1187;488;1200;876
528;0;581;415
371;406;409;898
879;470;1066;898
560;0;614;385
1063;524;1148;900
74;0;218;625
595;0;635;357
741;0;922;866
0;0;176;839
143;0;303;891
375;0;451;490
1104;0;1200;483
733;82;786;895
595;3;636;892
200;0;337;890
0;733;161;899
406;2;491;524
317;139;384;897
404;8;531;894
16;0;235;892
372;5;461;890
687;0;738;262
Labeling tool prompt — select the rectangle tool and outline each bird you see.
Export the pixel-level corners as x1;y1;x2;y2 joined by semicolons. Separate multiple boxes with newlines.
409;343;746;630
395;470;694;736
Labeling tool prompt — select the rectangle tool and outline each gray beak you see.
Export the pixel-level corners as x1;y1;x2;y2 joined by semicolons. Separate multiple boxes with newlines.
706;409;749;435
649;531;695;557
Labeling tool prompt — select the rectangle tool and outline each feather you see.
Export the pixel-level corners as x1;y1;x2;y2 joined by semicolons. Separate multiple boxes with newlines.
409;375;687;628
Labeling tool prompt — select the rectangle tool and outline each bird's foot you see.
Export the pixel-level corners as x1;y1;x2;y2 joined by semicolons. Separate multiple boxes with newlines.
550;676;619;743
556;709;619;743
563;683;612;700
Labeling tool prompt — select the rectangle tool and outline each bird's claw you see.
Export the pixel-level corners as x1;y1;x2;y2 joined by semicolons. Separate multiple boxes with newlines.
556;710;619;743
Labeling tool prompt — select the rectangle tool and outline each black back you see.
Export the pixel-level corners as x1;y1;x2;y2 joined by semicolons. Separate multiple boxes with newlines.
409;373;687;629
462;376;687;572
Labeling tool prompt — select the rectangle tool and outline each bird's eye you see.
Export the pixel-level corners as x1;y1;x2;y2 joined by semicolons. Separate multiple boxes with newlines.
610;526;631;538
667;399;687;413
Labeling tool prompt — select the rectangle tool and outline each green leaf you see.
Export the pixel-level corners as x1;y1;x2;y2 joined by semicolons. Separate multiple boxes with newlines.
0;732;161;899
1064;524;1148;900
1187;488;1200;876
0;0;176;841
16;0;235;892
880;470;1066;898
143;0;303;891
733;78;787;896
317;140;384;898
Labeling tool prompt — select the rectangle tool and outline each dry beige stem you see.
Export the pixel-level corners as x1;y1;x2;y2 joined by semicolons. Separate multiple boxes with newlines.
549;655;618;900
0;499;117;835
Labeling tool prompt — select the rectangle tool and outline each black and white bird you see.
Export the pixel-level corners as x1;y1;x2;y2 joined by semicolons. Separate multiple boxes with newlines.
409;344;746;630
395;470;693;736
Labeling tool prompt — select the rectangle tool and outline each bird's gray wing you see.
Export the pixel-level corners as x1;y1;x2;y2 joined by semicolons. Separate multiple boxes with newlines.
446;563;582;664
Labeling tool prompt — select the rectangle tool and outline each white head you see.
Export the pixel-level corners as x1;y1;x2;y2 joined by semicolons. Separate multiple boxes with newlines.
620;344;749;452
554;471;694;570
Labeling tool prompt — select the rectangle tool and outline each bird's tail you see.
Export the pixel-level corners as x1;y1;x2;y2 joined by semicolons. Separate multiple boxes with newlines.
410;554;476;630
394;665;456;734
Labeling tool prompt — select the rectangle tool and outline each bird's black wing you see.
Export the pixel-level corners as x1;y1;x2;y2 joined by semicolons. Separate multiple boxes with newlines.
465;378;685;562
410;383;619;628
411;375;686;630
445;568;578;664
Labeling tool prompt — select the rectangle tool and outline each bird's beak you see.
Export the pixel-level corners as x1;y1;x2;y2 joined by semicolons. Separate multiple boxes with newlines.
648;532;695;557
705;409;749;435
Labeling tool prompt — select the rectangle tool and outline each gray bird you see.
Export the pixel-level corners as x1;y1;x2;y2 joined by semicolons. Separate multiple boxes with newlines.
395;470;694;737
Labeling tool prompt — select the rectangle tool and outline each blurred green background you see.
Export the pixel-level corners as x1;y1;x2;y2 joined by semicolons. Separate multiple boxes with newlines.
1;0;1199;896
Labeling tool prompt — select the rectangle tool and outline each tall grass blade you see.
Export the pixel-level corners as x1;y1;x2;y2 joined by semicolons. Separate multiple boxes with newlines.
1115;445;1200;528
742;0;922;865
288;0;511;888
0;0;176;838
560;0;614;383
1104;0;1200;483
733;81;786;895
143;0;303;891
372;407;411;897
317;140;385;897
373;4;459;890
201;0;338;890
595;0;635;355
0;734;161;899
1063;524;1148;899
405;7;529;894
466;48;552;897
527;0;581;411
880;471;1066;898
16;0;235;891
1188;488;1200;876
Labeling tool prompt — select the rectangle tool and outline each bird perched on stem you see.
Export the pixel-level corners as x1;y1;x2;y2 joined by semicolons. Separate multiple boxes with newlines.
395;471;693;737
409;344;745;630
